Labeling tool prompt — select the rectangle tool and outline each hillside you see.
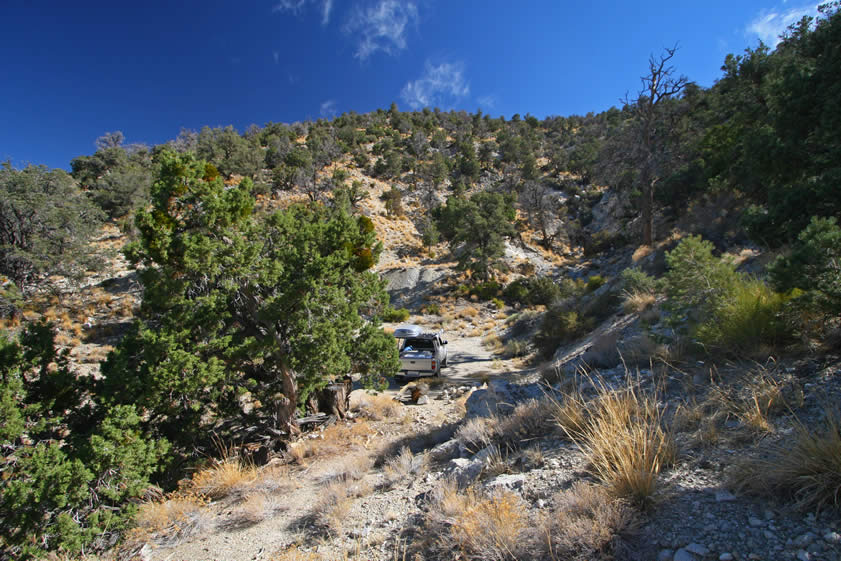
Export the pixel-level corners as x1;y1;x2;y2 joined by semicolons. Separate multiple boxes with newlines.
2;7;841;560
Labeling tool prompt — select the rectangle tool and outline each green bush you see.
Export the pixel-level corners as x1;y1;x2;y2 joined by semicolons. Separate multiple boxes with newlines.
535;307;590;358
621;268;658;294
503;276;562;306
665;235;792;355
503;279;530;304
0;323;168;559
470;280;502;301
382;307;410;322
491;297;505;310
665;235;739;321
694;277;792;354
583;231;625;256
422;303;441;315
586;275;606;292
768;216;841;319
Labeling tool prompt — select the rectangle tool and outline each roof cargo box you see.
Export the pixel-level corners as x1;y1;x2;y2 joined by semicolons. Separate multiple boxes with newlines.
393;324;422;339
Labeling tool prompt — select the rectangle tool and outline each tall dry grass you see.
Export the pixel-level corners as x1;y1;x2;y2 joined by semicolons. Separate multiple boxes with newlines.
734;408;841;512
426;479;529;561
552;375;675;506
540;482;639;560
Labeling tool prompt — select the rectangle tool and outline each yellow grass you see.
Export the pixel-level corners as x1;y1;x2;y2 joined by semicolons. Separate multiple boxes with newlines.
190;459;257;500
555;375;676;506
431;481;528;559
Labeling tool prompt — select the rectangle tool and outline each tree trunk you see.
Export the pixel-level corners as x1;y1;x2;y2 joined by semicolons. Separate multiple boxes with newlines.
274;361;300;437
306;377;352;419
642;184;654;246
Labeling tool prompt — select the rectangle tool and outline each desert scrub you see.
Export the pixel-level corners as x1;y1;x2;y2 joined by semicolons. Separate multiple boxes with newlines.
539;482;639;560
557;375;676;506
665;235;793;356
733;407;841;512
424;480;530;561
382;306;410;322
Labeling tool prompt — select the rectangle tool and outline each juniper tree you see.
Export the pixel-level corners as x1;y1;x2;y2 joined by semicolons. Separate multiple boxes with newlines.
100;149;398;446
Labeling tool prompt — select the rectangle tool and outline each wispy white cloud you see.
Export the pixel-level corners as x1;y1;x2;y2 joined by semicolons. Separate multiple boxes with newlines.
321;0;333;25
401;61;470;110
273;0;333;25
273;50;280;64
477;95;497;109
344;0;418;61
746;3;819;47
320;99;338;119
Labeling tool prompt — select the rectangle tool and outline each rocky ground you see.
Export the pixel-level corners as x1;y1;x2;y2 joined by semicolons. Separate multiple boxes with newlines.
128;319;841;561
17;189;839;561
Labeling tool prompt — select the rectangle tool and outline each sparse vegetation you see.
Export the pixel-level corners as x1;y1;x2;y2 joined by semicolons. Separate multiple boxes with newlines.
4;6;841;555
734;408;841;513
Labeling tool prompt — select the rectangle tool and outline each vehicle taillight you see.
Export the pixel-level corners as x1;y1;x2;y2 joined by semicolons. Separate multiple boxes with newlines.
431;360;437;370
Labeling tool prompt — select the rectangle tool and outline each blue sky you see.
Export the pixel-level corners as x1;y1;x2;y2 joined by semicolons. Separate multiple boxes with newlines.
0;0;821;170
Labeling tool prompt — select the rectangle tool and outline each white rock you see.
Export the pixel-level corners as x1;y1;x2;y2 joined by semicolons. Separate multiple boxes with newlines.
686;543;709;556
673;548;696;561
715;490;736;502
719;554;734;561
486;473;525;490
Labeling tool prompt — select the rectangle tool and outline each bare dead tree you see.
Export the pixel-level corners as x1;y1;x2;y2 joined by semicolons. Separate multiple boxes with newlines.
603;46;689;246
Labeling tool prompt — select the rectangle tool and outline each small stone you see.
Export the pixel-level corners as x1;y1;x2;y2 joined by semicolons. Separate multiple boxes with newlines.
797;549;811;561
719;554;733;561
486;473;525;490
749;516;764;527
415;395;429;405
748;554;761;560
824;531;841;543
673;548;694;561
764;530;776;539
715;489;736;503
686;543;709;556
657;548;673;561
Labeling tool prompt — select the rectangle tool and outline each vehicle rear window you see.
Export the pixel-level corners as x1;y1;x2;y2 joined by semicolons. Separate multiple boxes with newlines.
401;338;434;351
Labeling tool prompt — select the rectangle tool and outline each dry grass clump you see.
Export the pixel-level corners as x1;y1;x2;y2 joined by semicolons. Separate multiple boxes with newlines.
425;480;529;561
312;481;353;536
549;390;590;440
458;306;480;319
553;376;675;506
622;290;657;314
383;446;429;484
620;334;664;366
494;399;556;451
482;333;504;352
456;399;556;457
290;420;374;464
190;458;257;500
456;416;497;454
733;408;841;513
317;453;372;484
540;482;639;560
705;365;801;434
131;495;210;545
502;339;529;358
225;492;286;528
350;392;403;421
